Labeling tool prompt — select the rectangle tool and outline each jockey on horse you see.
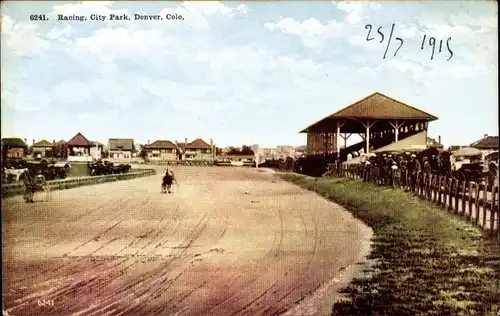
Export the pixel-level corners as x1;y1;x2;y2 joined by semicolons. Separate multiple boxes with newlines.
22;169;37;203
161;168;177;194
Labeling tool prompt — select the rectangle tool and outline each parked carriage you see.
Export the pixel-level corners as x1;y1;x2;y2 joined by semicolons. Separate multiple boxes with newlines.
450;147;487;183
87;160;131;176
2;159;71;183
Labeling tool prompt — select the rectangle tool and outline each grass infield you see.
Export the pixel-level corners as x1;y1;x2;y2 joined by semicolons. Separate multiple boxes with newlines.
278;173;500;316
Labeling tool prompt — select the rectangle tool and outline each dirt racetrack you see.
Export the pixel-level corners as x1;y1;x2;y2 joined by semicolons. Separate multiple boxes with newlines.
2;166;372;316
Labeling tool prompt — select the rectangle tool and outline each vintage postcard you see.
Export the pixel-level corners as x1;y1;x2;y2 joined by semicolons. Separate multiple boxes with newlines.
1;1;498;315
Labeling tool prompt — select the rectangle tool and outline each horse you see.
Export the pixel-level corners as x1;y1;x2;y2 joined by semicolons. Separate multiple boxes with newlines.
4;167;28;183
161;169;176;194
21;170;51;203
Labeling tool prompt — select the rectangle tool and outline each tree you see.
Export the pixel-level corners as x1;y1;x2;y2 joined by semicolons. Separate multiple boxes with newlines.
227;147;240;155
139;148;148;160
241;145;254;155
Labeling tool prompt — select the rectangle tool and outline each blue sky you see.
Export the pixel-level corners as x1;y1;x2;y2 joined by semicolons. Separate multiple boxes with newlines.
1;1;497;148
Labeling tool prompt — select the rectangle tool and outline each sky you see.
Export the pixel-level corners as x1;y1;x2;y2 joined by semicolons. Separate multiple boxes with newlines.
1;1;498;148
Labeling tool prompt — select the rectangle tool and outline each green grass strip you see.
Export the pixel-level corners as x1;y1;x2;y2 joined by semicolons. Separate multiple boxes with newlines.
278;173;500;316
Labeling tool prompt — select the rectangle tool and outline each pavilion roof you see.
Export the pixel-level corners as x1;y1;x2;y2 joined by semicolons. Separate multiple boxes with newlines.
300;92;438;133
66;132;93;147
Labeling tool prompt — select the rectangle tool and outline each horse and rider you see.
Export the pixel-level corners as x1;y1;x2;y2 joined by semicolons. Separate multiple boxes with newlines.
21;168;49;203
161;168;177;194
22;169;38;203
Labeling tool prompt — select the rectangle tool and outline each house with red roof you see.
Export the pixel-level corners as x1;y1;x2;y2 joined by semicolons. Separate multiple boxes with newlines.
176;138;214;161
470;134;499;158
143;140;179;162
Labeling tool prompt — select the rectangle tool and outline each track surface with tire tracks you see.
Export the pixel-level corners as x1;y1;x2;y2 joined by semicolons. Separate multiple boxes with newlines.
2;166;372;316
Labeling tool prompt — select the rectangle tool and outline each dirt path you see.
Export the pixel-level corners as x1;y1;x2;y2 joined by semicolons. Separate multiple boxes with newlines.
2;166;372;316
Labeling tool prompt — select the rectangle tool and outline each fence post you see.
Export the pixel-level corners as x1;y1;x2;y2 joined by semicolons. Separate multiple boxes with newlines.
490;186;498;236
493;186;499;239
426;174;432;201
447;177;453;211
437;176;442;206
482;180;488;229
454;178;459;214
419;172;424;196
467;182;474;221
442;176;446;207
474;182;481;226
432;176;437;203
460;181;466;216
414;172;418;194
423;173;427;197
430;174;435;200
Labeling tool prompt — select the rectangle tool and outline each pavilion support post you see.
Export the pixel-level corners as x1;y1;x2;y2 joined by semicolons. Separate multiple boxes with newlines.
340;133;352;149
336;120;346;158
389;120;405;142
422;121;428;145
366;126;370;153
360;120;377;153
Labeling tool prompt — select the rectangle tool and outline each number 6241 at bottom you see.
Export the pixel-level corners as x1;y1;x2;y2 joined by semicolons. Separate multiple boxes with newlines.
37;300;54;307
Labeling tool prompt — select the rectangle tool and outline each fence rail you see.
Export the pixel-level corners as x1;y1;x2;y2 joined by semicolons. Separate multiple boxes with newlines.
146;160;214;166
1;169;156;198
330;164;500;240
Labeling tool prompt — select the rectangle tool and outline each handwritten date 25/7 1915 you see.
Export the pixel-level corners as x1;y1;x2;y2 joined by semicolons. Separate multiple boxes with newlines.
365;23;453;61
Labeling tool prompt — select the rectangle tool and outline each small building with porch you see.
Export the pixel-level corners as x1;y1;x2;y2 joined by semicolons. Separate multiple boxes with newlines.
177;138;214;161
107;138;134;160
31;139;54;158
300;92;438;162
65;132;95;162
143;140;178;162
1;138;28;160
470;134;498;158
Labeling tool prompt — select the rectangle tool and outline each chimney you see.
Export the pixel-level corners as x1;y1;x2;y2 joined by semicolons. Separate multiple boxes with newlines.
438;135;441;144
24;138;27;144
33;139;35;145
484;134;488;138
147;140;150;145
185;137;188;144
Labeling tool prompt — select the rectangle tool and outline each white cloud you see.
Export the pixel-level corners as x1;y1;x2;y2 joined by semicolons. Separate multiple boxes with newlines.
78;110;118;122
333;1;381;24
1;85;51;112
1;16;51;57
264;17;326;37
264;17;343;48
